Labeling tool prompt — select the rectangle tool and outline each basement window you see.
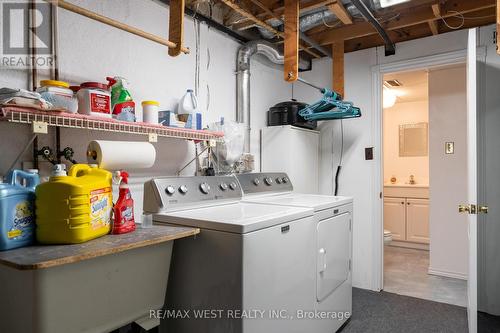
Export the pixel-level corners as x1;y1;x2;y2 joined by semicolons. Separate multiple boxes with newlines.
378;0;411;8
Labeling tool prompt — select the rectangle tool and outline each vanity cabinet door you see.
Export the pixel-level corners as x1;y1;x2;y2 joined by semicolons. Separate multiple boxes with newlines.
383;197;406;241
406;198;430;244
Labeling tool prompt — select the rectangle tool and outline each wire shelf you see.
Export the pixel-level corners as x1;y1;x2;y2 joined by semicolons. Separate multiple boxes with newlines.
1;106;224;141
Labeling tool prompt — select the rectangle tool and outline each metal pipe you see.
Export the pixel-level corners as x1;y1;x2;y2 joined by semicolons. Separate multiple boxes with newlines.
50;1;60;80
236;40;310;153
29;0;38;91
299;32;332;57
350;0;395;56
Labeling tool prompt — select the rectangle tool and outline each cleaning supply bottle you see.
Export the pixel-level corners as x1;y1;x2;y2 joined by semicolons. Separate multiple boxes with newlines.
106;76;135;121
178;89;202;129
0;170;39;250
36;164;113;244
112;171;136;234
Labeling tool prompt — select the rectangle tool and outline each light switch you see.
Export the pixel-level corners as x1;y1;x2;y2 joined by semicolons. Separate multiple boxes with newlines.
445;142;454;154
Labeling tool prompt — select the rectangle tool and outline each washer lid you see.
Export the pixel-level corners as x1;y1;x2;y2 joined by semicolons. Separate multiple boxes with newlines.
242;193;352;211
153;202;313;233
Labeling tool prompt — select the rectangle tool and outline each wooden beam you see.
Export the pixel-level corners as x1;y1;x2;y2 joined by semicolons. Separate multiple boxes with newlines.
497;0;500;54
328;1;353;25
312;0;495;46
332;41;344;97
343;9;495;53
168;0;185;56
284;0;299;82
428;3;441;35
248;0;281;20
50;0;189;54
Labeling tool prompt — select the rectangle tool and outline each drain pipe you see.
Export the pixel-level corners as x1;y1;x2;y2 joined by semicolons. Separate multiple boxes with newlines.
236;41;309;154
350;0;395;56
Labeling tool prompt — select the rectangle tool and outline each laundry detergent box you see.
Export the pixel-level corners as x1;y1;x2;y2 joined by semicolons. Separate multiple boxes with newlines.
0;170;39;250
36;164;113;244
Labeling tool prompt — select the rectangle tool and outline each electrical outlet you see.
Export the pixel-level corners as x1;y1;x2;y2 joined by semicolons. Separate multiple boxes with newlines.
445;142;454;154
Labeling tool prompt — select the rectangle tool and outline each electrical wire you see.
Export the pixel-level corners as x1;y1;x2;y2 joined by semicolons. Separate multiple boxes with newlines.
333;119;344;196
440;10;465;30
321;12;342;28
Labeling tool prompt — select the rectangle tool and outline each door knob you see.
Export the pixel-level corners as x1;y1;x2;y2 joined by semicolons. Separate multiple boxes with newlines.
479;206;489;214
458;204;470;213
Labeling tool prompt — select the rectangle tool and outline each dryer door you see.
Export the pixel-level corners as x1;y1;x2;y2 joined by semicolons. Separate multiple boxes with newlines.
316;212;351;302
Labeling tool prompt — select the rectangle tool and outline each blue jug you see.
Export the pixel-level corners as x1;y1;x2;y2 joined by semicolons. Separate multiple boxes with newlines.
0;170;39;250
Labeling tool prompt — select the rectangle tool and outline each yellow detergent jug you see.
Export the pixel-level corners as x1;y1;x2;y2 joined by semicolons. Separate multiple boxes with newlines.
36;164;113;244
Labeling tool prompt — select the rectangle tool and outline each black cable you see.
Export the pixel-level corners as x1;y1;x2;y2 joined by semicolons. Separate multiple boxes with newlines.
334;120;344;196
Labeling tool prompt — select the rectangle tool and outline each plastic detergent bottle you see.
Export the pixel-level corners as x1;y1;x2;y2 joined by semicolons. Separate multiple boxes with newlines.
36;164;113;244
112;171;136;235
0;170;39;250
178;89;201;129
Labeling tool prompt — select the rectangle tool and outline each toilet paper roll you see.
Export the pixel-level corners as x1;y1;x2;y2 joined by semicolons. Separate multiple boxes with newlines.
87;140;156;170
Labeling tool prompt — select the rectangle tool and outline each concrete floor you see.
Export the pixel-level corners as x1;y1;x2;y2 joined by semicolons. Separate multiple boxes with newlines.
383;246;467;307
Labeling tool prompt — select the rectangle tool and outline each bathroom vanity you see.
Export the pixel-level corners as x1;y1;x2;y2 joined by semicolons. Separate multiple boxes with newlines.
384;184;429;249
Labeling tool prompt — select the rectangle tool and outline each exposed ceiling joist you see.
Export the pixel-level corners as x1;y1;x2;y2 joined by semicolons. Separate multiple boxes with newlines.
428;3;441;35
311;0;495;46
327;1;353;25
233;0;336;31
219;0;322;58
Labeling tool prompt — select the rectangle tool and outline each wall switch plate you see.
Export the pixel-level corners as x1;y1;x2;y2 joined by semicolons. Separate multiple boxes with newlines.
445;142;454;154
365;147;374;160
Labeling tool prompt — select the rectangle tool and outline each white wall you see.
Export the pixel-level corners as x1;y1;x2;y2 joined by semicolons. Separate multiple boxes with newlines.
300;27;495;290
383;101;429;185
428;65;468;279
0;0;293;214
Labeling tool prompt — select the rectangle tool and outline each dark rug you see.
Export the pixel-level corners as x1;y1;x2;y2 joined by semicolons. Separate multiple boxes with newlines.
340;288;468;333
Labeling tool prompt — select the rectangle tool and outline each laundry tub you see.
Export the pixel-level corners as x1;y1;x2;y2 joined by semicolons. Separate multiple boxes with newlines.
0;225;198;333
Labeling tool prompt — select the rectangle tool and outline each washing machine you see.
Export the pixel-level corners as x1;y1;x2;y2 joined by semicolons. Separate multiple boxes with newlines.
236;172;353;333
143;175;316;333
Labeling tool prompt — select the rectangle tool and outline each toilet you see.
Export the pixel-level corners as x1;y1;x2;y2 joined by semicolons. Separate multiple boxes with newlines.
384;229;393;245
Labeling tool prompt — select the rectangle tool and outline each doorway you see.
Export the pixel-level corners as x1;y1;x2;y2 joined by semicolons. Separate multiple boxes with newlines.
381;67;468;307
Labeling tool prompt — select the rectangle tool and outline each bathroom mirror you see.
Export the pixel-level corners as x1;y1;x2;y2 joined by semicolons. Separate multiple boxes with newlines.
399;122;428;157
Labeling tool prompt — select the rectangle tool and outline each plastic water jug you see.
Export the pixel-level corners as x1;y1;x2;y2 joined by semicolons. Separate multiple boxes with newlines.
0;170;39;250
178;89;198;115
36;164;113;244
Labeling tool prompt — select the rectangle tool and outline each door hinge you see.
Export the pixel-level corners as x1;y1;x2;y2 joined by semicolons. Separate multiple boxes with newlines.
458;204;488;214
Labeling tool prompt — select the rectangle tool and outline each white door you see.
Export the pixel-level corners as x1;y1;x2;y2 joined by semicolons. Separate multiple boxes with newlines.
465;28;479;333
466;28;500;332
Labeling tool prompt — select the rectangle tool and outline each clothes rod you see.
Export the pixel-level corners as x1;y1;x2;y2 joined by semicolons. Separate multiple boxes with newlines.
297;77;343;99
46;0;189;54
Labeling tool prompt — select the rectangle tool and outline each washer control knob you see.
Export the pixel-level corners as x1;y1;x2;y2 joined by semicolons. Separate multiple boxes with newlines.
282;177;289;183
264;177;273;186
199;182;211;194
220;183;228;191
229;182;237;190
179;185;188;194
253;178;260;186
165;185;176;195
276;177;283;184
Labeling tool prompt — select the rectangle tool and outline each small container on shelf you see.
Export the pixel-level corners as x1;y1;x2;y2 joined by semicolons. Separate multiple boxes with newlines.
142;100;159;124
77;82;112;118
37;80;78;113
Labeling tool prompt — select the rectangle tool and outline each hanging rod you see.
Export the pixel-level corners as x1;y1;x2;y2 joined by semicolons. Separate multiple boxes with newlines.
297;77;343;99
45;0;189;54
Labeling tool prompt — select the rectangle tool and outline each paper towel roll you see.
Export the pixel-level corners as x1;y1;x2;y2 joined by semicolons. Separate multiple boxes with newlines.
87;140;156;170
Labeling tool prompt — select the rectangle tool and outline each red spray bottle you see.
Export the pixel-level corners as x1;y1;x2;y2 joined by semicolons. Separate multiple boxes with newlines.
112;171;136;234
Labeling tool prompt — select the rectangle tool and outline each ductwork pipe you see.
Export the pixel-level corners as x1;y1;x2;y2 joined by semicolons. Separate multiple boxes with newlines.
236;40;310;154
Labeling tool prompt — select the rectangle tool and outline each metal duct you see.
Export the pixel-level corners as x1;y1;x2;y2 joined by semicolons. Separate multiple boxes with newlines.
236;40;310;154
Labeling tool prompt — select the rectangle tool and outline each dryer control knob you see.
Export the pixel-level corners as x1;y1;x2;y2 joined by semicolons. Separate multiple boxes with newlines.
165;185;176;195
264;177;273;186
282;177;289;183
229;182;237;190
199;182;211;194
276;177;283;184
179;185;188;194
220;183;228;191
253;178;260;186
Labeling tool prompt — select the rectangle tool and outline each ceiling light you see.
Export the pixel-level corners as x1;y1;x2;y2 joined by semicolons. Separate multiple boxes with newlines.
379;0;411;8
383;87;397;108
